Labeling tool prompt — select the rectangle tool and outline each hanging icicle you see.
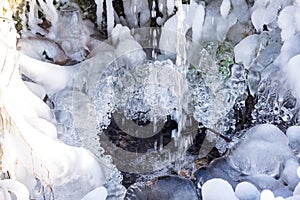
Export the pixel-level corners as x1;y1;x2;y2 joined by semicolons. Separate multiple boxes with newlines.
95;0;104;29
106;0;114;36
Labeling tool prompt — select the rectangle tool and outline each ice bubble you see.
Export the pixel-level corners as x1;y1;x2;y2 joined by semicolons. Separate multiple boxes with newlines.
202;178;238;200
235;181;260;200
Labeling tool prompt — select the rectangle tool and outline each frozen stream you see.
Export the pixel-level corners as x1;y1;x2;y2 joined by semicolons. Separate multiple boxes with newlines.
1;0;300;199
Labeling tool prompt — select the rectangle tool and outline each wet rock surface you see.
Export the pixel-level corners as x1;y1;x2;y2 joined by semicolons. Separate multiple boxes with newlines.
125;175;198;200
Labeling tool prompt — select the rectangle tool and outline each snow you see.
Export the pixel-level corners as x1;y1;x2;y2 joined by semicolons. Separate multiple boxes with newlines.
202;178;238;200
235;181;260;200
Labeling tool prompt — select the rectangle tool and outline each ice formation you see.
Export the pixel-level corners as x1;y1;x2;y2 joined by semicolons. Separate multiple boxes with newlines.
2;0;300;199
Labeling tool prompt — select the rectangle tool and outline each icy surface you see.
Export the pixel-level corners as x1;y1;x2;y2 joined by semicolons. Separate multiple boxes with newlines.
234;35;261;69
202;178;238;200
235;181;260;200
81;186;107;200
4;0;300;199
229;124;294;176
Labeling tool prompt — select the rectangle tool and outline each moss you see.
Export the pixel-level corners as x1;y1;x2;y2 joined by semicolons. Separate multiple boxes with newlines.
72;0;97;23
11;0;26;33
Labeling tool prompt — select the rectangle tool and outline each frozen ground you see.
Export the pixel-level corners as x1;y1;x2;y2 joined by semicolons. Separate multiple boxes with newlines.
1;0;300;199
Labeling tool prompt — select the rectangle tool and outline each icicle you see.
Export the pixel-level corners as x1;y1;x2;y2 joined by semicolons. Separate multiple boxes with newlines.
192;4;205;42
37;0;58;25
27;0;44;34
175;0;185;66
95;0;104;29
106;0;114;36
167;0;175;15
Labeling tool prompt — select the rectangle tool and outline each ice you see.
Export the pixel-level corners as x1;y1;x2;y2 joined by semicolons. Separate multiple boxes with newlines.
278;4;300;41
17;37;69;65
285;55;300;101
261;189;275;200
106;0;114;36
285;196;300;200
230;0;249;23
235;181;260;200
234;34;261;69
112;25;146;67
250;0;291;32
201;178;238;200
122;0;150;28
54;7;90;61
229;124;294;176
95;0;104;29
159;0;203;56
167;0;175;15
294;182;300;196
19;54;75;94
192;4;205;42
280;159;300;190
23;82;46;100
115;39;146;68
286;126;300;155
0;179;30;200
81;186;107;200
220;0;231;18
275;36;300;67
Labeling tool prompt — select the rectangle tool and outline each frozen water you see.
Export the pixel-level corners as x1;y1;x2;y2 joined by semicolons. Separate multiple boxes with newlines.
201;178;238;200
4;0;300;199
235;181;260;200
220;0;231;18
81;186;107;200
234;34;261;69
286;126;300;155
229;124;294;176
261;189;275;200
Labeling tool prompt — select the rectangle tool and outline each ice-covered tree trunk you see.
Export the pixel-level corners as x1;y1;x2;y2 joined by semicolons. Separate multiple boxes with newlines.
0;1;107;199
